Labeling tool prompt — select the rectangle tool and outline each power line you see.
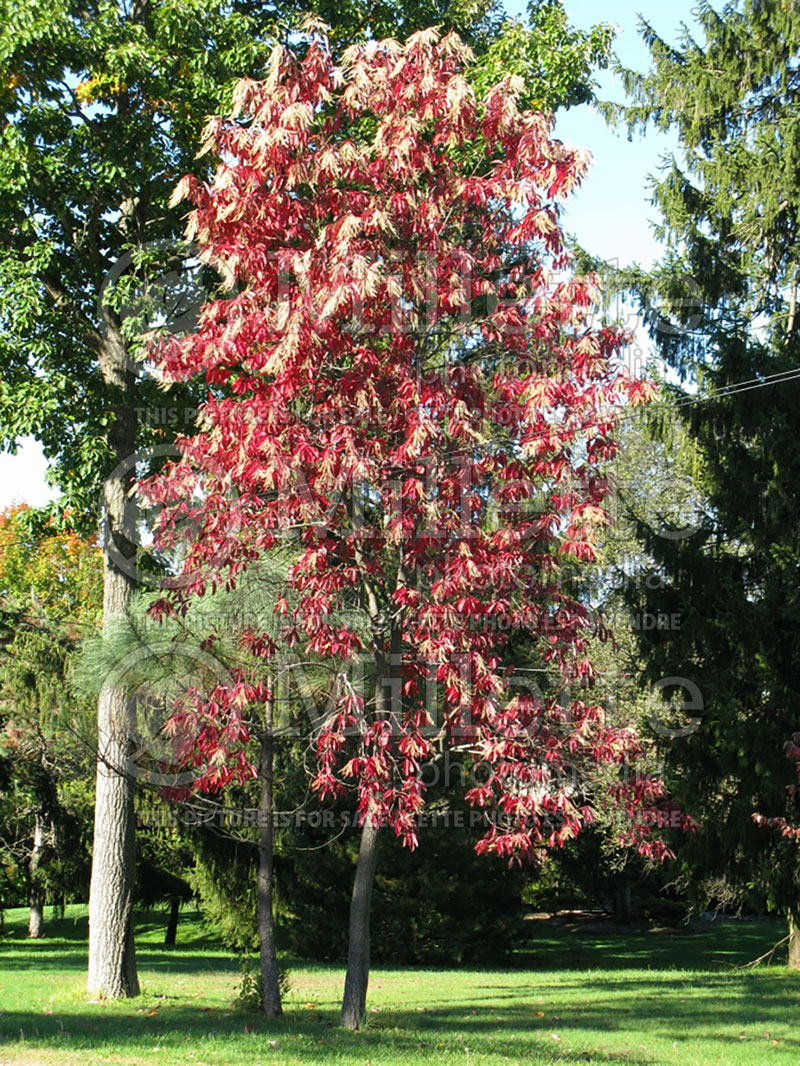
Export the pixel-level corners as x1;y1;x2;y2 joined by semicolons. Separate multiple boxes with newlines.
2;364;799;537
667;365;800;412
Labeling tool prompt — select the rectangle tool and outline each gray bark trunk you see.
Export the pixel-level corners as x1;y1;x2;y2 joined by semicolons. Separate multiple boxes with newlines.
614;878;632;925
341;644;396;1030
789;914;800;971
341;554;401;1029
164;897;180;947
88;326;140;999
88;686;139;997
258;691;282;1017
340;818;381;1030
28;812;46;939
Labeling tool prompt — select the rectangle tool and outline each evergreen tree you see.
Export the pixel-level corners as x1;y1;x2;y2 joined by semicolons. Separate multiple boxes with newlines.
607;0;800;957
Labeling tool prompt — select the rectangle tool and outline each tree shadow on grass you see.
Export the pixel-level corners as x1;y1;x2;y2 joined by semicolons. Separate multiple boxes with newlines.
0;1002;663;1066
0;909;236;974
513;917;789;972
2;969;800;1065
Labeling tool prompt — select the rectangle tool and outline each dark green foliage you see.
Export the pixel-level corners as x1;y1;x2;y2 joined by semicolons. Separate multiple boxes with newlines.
371;824;526;964
523;830;688;925
278;782;526;966
280;823;527;966
135;812;194;946
180;745;526;966
609;1;800;916
185;810;292;1000
189;819;259;954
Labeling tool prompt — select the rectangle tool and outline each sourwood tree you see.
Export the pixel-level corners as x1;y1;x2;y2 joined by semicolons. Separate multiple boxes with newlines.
0;0;615;999
141;25;679;1027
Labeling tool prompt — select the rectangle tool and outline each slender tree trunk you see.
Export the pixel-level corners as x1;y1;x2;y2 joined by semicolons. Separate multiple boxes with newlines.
28;812;46;939
88;327;140;998
789;913;800;970
341;643;392;1030
786;268;797;339
164;897;180;947
614;876;632;925
341;556;401;1030
258;689;282;1017
341;818;381;1030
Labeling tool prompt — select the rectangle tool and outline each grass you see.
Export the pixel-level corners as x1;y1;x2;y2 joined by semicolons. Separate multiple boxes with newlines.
1;905;800;1065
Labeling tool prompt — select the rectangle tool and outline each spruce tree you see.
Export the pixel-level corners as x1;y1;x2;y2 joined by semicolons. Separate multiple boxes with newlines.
608;0;800;955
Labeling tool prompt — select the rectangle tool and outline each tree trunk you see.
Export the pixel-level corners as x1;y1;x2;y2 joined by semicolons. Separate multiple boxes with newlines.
164;896;180;947
341;818;381;1030
614;877;632;925
789;913;800;970
28;812;46;939
340;564;398;1029
88;327;140;999
88;687;139;997
258;690;282;1017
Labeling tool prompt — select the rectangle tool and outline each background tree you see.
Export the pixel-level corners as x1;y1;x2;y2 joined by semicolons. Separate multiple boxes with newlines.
604;0;800;958
0;505;102;936
0;0;615;1000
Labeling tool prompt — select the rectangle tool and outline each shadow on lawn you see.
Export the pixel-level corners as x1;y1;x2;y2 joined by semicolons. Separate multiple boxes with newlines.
0;909;237;975
0;945;238;974
512;917;790;972
0;1004;657;1066
2;911;798;1064
0;980;797;1066
2;975;800;1066
399;977;800;1058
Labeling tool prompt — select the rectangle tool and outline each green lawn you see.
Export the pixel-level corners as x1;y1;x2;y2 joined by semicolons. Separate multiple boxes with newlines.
1;905;799;1065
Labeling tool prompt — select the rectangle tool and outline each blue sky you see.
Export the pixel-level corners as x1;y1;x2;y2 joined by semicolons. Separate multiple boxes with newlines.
0;0;702;511
525;0;700;268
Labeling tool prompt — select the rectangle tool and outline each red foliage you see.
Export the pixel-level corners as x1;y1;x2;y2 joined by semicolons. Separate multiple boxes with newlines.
143;27;670;861
753;734;800;840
